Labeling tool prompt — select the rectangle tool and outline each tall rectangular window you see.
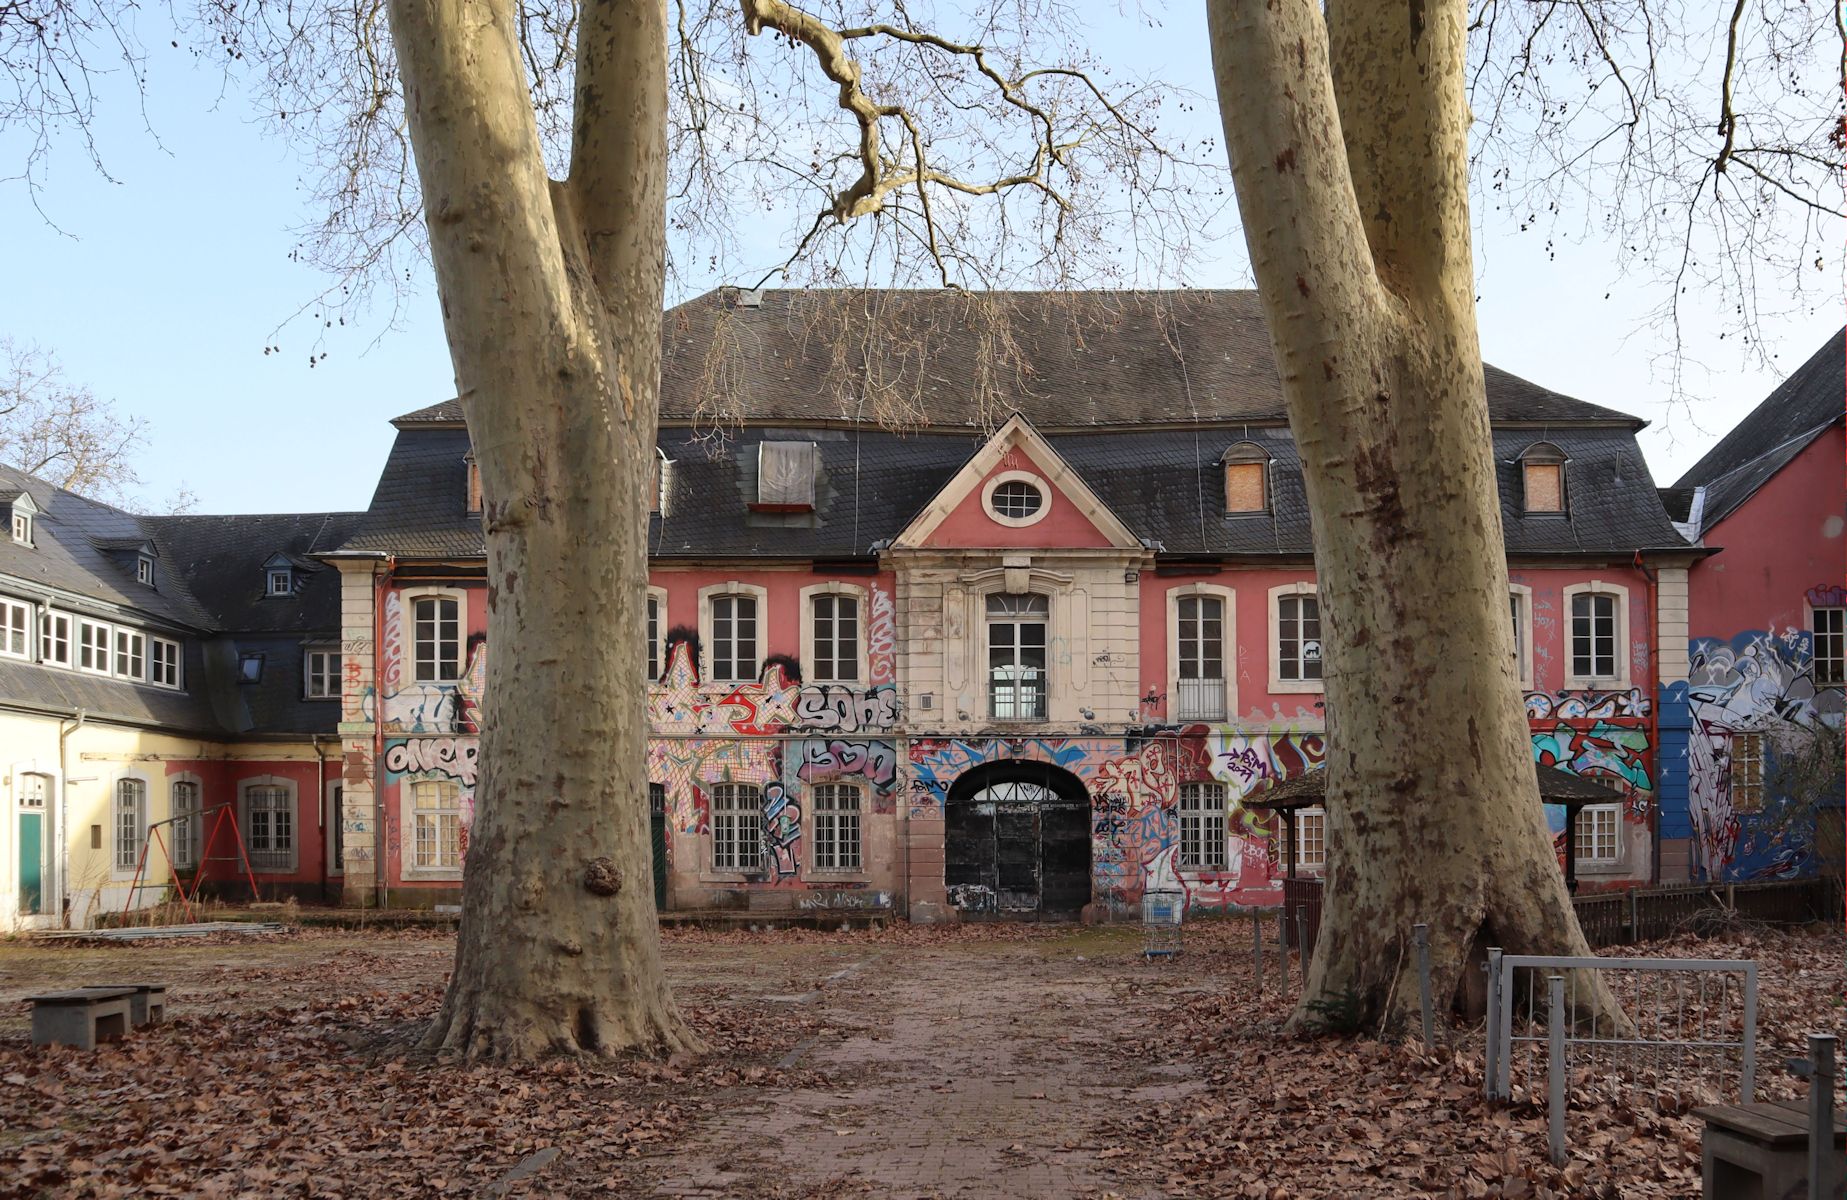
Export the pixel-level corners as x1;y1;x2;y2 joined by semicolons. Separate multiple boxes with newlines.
413;596;461;682
411;780;464;870
79;620;111;674
0;597;29;659
987;593;1049;719
1510;593;1525;672
244;785;295;871
710;595;758;682
114;628;146;680
149;637;181;688
712;783;762;871
812;784;863;871
646;594;661;681
1175;595;1226;720
1177;782;1227;869
114;779;146;871
1570;592;1617;679
1574;804;1620;864
1277;594;1322;682
1294;807;1327;869
1812;607;1845;686
170;781;201;871
1730;732;1765;813
811;594;861;682
305;648;341;698
40;611;71;667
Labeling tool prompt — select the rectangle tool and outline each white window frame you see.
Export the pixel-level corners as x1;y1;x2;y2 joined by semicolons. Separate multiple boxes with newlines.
148;636;182;689
1509;584;1535;689
267;568;293;596
1293;806;1327;870
1177;782;1228;870
800;581;868;685
136;555;155;586
1267;582;1324;694
40;610;71;668
1729;732;1766;813
304;646;341;699
77;619;112;676
408;777;465;876
1562;581;1631;689
239;776;299;873
984;590;1051;721
980;469;1052;529
114;627;146;681
1574;803;1622;866
169;775;203;871
810;782;864;873
711;782;763;873
1167;584;1235;721
112;775;149;878
0;596;31;660
1806;602;1845;688
698;582;768;683
645;586;668;681
401;588;466;684
10;512;30;545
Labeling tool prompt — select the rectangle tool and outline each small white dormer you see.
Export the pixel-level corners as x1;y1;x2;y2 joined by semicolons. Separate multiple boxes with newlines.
262;552;298;597
136;552;156;587
4;490;39;547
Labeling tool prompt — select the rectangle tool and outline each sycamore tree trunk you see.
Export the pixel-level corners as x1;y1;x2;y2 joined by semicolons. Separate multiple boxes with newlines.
1206;0;1620;1032
388;0;698;1057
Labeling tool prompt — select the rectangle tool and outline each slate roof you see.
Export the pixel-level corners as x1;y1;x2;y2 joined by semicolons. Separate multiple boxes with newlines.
1673;327;1845;535
393;289;1648;432
146;512;363;633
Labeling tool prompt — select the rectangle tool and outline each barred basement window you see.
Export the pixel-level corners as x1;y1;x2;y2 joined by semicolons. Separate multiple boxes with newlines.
1177;782;1227;869
1574;804;1620;864
812;784;863;871
243;784;296;872
712;783;762;871
412;780;464;870
114;779;146;872
1729;733;1765;813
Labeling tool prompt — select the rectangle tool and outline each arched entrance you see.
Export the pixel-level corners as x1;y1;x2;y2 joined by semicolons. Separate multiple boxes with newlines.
944;761;1092;918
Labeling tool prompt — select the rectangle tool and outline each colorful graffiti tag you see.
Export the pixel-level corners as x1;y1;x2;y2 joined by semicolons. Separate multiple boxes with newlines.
650;642;900;736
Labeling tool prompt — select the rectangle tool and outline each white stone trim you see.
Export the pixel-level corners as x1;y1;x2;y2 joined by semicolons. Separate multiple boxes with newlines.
697;581;771;683
1656;567;1690;686
109;770;153;882
238;774;301;875
1266;581;1324;695
798;580;870;684
1166;582;1236;720
1562;580;1632;689
980;469;1053;529
397;586;468;684
1509;584;1535;689
645;585;669;682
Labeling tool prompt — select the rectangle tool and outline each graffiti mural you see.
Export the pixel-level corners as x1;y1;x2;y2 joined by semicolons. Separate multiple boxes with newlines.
762;781;802;878
650;641;900;736
1682;624;1843;880
867;582;896;684
381;735;480;858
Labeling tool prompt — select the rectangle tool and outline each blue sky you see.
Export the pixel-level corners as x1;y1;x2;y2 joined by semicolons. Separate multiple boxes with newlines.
1;11;1838;516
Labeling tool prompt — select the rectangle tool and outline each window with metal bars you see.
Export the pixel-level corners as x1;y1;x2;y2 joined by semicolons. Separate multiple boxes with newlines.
413;596;461;682
812;784;863;871
1277;594;1322;681
243;784;296;871
114;779;145;872
1177;782;1227;869
171;780;201;870
811;594;861;682
709;594;758;682
711;783;762;871
1570;592;1617;679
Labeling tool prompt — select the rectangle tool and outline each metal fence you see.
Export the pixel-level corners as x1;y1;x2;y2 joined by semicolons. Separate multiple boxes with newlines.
1485;951;1758;1164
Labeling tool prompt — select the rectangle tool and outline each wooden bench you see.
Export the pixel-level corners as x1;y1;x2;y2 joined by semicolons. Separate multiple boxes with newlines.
92;983;167;1028
27;987;136;1050
1695;1099;1846;1200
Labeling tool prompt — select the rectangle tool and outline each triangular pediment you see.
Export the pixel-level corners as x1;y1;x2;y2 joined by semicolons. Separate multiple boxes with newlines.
892;414;1141;551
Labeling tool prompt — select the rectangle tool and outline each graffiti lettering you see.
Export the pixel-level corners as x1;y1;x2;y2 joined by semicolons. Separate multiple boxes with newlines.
867;583;896;683
762;780;802;879
796;739;899;790
793;684;902;734
1524;688;1652;721
384;737;479;786
380;591;403;692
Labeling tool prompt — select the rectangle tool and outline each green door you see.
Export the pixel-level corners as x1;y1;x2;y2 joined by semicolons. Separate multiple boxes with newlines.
649;784;668;911
18;811;42;916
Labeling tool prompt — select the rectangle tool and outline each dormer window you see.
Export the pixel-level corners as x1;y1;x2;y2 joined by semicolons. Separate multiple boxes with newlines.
4;490;39;546
136;555;155;587
754;440;817;510
1220;442;1272;514
267;569;294;597
653;448;671;516
464;451;483;515
1519;442;1569;514
10;512;29;545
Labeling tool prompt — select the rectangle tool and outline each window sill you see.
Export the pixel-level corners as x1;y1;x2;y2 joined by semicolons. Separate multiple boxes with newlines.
807;871;871;883
699;871;763;884
1268;679;1324;695
1562;676;1631;691
404;869;464;882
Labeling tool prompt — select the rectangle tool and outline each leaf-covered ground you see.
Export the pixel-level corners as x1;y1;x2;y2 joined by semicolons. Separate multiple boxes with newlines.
0;919;1839;1198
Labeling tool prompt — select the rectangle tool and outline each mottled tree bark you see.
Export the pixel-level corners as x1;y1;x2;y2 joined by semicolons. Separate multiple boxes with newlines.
1206;0;1619;1032
388;0;697;1057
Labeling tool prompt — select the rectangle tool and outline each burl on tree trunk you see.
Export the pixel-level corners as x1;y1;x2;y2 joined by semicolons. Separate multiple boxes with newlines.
1207;0;1623;1032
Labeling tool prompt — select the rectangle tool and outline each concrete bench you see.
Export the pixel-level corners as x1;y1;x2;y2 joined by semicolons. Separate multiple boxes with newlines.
28;987;136;1050
92;983;167;1028
1695;1099;1846;1199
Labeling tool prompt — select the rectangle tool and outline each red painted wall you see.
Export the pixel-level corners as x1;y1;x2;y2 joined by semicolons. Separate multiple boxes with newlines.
165;756;331;888
1689;430;1846;637
923;445;1116;549
649;567;898;667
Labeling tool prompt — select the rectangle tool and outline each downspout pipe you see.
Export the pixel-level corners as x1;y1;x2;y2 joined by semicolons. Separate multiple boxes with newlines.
57;708;86;928
311;735;327;894
374;556;395;906
1633;550;1662;885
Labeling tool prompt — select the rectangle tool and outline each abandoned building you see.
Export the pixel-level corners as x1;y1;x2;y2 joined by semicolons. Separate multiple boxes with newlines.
0;292;1839;927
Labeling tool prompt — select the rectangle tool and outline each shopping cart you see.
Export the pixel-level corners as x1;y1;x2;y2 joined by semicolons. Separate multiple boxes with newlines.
1141;888;1185;959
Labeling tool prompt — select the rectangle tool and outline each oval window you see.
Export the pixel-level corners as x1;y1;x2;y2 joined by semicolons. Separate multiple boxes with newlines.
990;479;1044;521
